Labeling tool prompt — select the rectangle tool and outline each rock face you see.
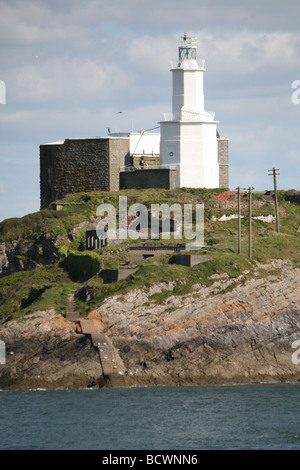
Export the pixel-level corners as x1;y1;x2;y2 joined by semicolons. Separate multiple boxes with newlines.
98;259;300;386
0;259;300;389
0;310;103;389
0;234;62;278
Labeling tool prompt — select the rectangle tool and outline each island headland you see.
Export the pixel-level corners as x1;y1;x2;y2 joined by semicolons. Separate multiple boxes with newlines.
0;188;299;389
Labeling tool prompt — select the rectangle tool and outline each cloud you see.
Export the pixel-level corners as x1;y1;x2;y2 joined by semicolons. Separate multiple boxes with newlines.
9;57;129;106
126;29;300;78
0;0;299;222
1;0;300;48
126;34;176;74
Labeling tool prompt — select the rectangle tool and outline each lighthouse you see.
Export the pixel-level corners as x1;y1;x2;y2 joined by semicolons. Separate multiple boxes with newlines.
159;34;220;188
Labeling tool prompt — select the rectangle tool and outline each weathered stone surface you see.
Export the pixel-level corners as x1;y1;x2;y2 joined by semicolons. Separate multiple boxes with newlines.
0;260;300;389
40;137;130;209
96;259;300;386
217;138;229;189
0;234;61;278
0;310;103;389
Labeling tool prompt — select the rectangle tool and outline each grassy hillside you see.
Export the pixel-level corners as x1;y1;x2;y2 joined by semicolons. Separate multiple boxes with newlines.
0;188;299;321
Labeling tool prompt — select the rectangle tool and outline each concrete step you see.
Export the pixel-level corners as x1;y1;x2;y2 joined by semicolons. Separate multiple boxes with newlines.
78;329;127;388
66;311;81;322
80;320;104;335
109;373;127;388
91;332;127;383
66;293;81;322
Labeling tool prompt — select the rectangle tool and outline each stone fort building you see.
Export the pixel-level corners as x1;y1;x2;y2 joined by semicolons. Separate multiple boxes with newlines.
40;35;229;210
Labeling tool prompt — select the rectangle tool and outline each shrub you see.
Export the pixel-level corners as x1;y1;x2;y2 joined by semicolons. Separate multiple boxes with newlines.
60;250;101;282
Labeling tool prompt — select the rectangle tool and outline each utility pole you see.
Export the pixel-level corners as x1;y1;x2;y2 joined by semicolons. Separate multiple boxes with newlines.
235;186;242;254
235;186;254;257
249;186;254;258
268;167;280;233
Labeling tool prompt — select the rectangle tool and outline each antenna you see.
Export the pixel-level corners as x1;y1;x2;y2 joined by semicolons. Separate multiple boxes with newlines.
178;33;197;66
180;32;197;48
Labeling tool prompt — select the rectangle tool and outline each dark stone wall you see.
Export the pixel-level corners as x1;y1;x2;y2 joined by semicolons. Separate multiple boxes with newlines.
285;193;300;204
119;168;176;191
40;134;229;209
40;137;130;209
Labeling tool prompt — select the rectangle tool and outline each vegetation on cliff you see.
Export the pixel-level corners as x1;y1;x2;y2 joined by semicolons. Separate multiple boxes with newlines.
0;188;299;322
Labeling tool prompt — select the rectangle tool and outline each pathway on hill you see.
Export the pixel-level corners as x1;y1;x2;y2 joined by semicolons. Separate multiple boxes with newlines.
66;292;81;322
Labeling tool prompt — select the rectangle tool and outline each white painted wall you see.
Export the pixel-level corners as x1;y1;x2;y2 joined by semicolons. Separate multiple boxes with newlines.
109;131;160;156
172;69;205;116
160;38;220;189
129;132;160;156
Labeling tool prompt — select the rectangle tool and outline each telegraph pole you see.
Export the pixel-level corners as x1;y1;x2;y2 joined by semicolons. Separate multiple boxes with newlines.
235;186;254;257
268;167;280;233
249;186;253;258
235;186;242;254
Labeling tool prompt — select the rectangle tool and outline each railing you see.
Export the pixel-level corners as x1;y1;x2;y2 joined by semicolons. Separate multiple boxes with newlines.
163;110;215;121
119;164;177;172
170;59;205;69
119;164;161;172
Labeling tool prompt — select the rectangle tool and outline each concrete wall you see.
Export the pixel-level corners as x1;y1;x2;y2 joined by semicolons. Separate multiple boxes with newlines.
40;137;130;209
129;245;185;262
132;155;160;168
86;230;108;250
102;268;138;283
170;253;212;266
119;168;176;191
129;132;160;156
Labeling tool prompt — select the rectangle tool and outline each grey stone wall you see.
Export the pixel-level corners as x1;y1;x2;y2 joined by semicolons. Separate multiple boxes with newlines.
119;168;176;191
40;133;229;210
109;138;131;191
40;137;130;209
132;155;160;168
218;138;229;188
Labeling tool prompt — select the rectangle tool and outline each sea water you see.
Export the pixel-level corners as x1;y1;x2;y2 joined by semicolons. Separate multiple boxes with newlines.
0;383;300;450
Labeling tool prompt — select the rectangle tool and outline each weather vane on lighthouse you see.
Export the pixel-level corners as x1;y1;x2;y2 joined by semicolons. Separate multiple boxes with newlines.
178;32;197;65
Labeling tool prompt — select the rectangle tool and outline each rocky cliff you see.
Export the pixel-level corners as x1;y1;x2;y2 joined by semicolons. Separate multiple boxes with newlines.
0;233;61;278
1;259;300;389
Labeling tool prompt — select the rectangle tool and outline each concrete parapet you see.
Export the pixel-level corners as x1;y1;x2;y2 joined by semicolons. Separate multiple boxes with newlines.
170;253;212;267
102;268;138;283
129;244;185;262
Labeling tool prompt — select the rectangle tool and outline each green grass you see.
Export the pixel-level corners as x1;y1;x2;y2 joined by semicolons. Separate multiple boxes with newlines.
0;265;77;320
0;188;299;320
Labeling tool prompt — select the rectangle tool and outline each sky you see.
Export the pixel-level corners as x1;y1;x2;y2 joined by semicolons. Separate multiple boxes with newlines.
0;0;300;222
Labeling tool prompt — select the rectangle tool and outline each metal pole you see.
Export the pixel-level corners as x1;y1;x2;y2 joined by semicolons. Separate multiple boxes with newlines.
268;168;280;233
236;186;241;254
249;186;252;258
273;168;280;233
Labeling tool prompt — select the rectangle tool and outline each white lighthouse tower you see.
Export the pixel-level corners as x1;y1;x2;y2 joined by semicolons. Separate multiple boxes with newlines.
159;34;219;188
